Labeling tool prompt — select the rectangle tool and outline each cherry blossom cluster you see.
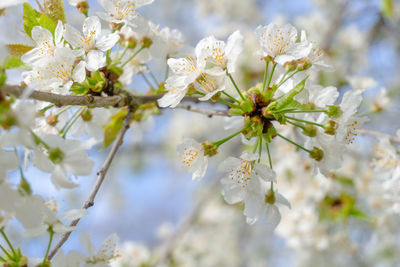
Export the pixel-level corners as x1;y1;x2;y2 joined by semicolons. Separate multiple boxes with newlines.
0;0;386;265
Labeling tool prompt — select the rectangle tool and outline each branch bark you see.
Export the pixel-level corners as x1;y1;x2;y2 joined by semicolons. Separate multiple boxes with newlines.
175;103;231;117
47;107;135;261
1;84;202;108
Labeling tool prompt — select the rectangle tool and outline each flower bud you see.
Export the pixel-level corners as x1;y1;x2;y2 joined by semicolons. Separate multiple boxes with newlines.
202;141;218;157
141;37;153;48
326;105;342;118
309;146;324;161
324;120;337;135
302;125;317;137
265;190;276;204
46;114;58;126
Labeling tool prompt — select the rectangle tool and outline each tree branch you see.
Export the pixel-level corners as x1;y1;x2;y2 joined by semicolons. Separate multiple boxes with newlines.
47;107;135;261
175;103;231;117
1;84;202;108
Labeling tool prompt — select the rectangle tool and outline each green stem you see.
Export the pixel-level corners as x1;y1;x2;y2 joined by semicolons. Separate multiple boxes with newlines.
286;109;328;114
145;64;159;85
265;142;273;169
227;73;244;100
276;69;300;89
277;133;312;153
213;124;251;147
141;72;157;89
55;106;71;118
0;244;13;260
40;104;54;113
252;135;260;153
258;136;263;163
262;61;269;90
61;107;86;138
29;130;50;150
119;45;130;61
222;91;240;103
285;116;325;128
267;63;277;88
217;97;241;109
0;254;6;262
287;120;306;130
121;46;145;68
0;230;15;258
41;230;54;267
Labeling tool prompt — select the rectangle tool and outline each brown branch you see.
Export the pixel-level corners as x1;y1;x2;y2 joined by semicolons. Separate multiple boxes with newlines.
1;84;202;108
359;129;400;144
47;107;135;261
175;103;231;117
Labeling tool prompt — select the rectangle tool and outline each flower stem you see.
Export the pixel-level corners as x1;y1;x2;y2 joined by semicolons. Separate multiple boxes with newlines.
285;115;325;128
276;69;300;90
277;133;312;154
227;73;244;100
253;135;260;153
41;230;54;267
0;254;6;262
265;142;273;169
29;130;50;150
141;72;157;89
267;63;277;88
213;124;251;147
121;46;145;68
145;64;159;86
286;109;328;114
0;244;13;260
222;91;240;103
262;61;269;90
287;120;306;130
119;44;130;61
0;230;16;258
60;107;86;138
217;97;241;109
258;136;263;163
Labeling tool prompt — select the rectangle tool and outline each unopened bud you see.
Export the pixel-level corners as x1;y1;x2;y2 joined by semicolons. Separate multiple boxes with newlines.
202;141;218;157
141;37;153;48
77;1;89;16
302;125;317;137
46;114;58;126
265;190;276;204
309;146;324;161
326;105;342;118
81;109;93;121
324;120;337;135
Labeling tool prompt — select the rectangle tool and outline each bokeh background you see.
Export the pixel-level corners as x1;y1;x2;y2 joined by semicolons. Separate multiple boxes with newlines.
1;0;400;266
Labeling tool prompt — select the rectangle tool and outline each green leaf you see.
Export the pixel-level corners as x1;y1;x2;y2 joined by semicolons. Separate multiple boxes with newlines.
381;0;394;19
43;0;66;24
3;56;30;69
103;109;127;148
23;3;56;38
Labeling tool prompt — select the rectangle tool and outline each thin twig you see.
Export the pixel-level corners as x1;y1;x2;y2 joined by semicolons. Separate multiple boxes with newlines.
175;104;231;117
47;107;135;260
321;0;349;51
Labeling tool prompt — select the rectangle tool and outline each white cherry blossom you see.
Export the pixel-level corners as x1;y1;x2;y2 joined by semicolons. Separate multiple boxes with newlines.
63;16;119;71
255;23;311;65
22;47;86;94
197;30;243;75
21;21;64;66
218;152;276;204
177;138;208;180
98;0;154;24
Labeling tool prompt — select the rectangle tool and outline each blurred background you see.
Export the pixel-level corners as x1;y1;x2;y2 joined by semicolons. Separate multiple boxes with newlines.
1;0;400;266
